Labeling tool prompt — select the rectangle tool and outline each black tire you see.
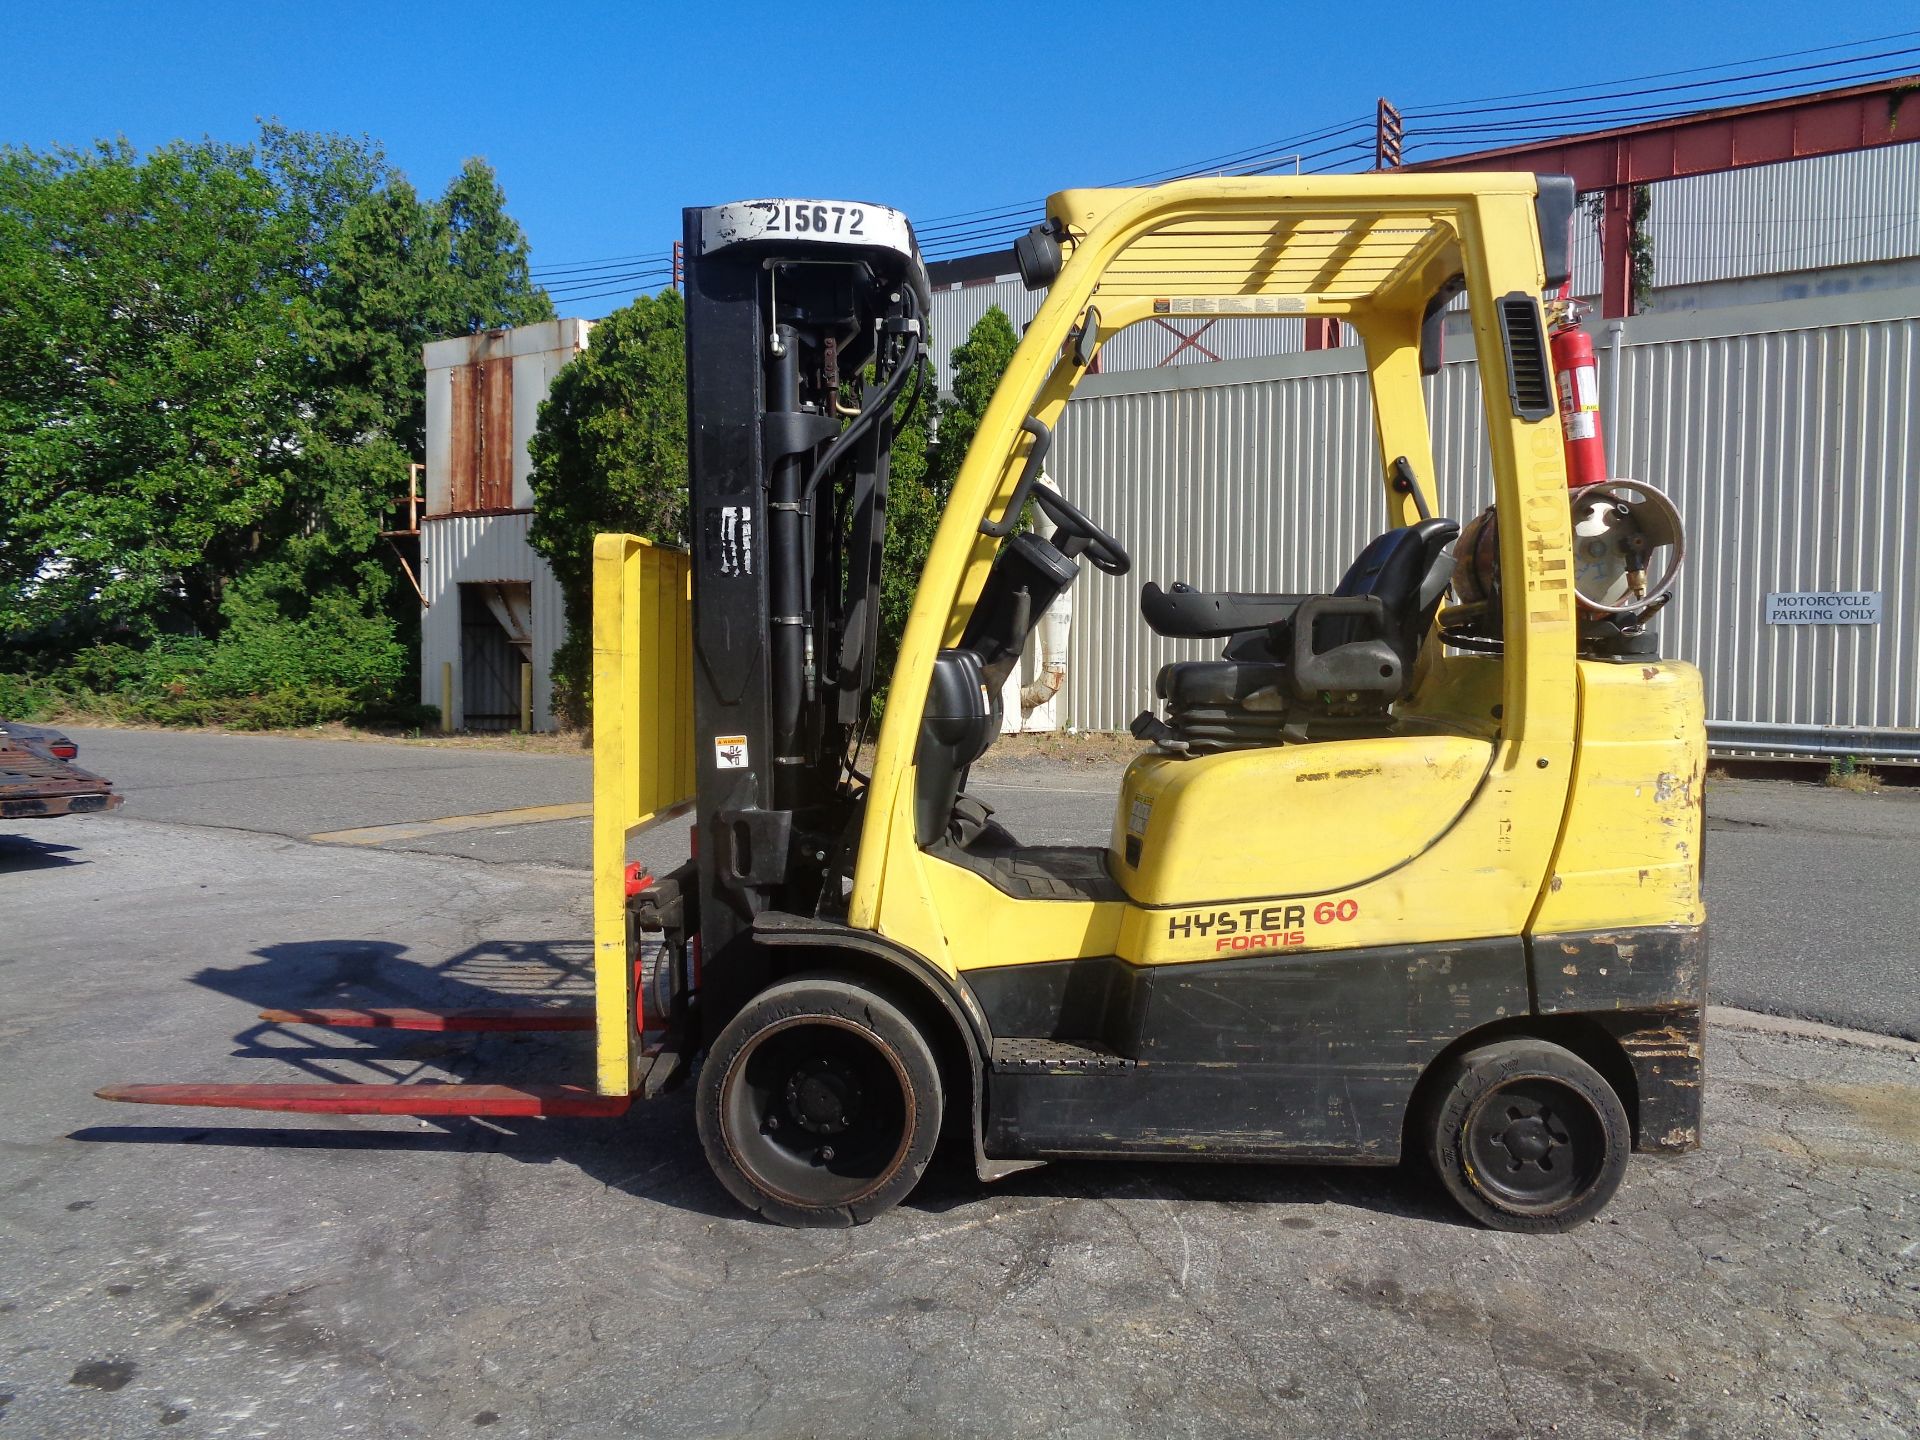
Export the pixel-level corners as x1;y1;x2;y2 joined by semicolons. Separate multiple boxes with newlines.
696;974;943;1228
1423;1037;1631;1233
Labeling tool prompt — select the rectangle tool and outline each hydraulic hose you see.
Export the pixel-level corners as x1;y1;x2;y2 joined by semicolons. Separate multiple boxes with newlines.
802;290;922;503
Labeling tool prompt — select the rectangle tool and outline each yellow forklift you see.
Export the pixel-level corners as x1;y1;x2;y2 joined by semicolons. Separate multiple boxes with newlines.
105;175;1705;1234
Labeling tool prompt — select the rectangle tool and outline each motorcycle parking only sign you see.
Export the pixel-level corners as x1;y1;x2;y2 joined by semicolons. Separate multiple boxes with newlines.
1764;591;1882;625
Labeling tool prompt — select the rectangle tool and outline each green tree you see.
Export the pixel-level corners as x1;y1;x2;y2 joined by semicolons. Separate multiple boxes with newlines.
0;137;306;640
528;288;687;723
236;150;552;639
930;305;1019;494
0;124;551;727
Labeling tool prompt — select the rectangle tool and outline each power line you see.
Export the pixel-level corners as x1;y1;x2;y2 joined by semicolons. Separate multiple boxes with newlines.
1403;58;1920;144
1406;41;1920;121
1405;28;1920;114
542;279;677;306
1408;63;1920;144
1402;64;1920;161
530;250;667;274
533;254;676;279
543;264;673;290
533;28;1920;275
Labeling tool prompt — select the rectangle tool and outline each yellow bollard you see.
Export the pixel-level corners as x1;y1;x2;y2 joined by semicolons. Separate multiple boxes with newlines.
520;661;533;733
441;660;454;733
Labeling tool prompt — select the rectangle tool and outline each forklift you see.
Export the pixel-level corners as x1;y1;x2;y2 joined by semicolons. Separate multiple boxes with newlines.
104;175;1706;1234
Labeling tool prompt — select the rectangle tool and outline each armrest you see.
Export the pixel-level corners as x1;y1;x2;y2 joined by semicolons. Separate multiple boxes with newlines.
1291;595;1402;697
1139;581;1307;639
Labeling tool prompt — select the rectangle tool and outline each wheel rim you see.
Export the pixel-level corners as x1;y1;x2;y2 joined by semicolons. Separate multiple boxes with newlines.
1462;1075;1609;1215
719;1014;915;1209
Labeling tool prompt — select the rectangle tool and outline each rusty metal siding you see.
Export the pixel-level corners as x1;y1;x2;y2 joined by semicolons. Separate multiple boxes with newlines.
1048;290;1920;755
423;319;592;516
419;511;568;731
477;356;514;510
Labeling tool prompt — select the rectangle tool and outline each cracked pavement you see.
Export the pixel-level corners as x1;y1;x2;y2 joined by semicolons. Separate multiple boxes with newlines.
1;732;1917;1436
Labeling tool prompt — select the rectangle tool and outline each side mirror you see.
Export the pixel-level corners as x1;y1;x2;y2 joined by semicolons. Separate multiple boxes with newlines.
1534;175;1576;292
1420;275;1466;376
1070;306;1101;368
1014;222;1063;292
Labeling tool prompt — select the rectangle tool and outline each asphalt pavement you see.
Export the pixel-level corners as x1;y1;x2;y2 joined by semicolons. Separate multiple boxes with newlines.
44;725;1920;1038
1;786;1917;1438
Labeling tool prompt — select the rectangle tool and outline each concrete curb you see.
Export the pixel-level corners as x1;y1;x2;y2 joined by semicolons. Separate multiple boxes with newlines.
1708;1004;1920;1056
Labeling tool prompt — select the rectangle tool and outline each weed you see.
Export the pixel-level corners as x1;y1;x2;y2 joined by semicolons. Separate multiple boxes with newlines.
1825;754;1881;793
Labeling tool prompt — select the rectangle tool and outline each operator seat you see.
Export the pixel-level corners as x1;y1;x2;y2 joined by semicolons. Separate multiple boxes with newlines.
1133;518;1459;754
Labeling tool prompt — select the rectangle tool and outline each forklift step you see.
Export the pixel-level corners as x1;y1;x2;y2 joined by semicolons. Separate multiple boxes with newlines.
258;1007;593;1033
990;1038;1138;1074
94;1083;632;1118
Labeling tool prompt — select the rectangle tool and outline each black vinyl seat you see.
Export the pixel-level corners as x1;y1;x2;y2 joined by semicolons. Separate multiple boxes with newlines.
1135;518;1459;754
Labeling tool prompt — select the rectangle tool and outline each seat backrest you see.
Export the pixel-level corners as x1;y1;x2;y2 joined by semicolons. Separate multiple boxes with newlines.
1321;517;1459;656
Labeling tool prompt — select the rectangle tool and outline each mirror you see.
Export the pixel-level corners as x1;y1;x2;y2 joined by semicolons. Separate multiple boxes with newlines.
1420;275;1466;376
1071;306;1101;368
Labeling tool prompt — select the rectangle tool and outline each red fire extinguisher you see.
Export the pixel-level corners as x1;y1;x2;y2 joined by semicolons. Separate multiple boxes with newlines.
1550;309;1608;487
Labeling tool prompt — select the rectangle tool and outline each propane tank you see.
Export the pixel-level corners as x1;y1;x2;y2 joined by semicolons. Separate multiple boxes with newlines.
1549;306;1608;488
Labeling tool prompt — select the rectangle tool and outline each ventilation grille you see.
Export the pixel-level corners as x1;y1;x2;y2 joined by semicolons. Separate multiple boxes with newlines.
1497;293;1554;421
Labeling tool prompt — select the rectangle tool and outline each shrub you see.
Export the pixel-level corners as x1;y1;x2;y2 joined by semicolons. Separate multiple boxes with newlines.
0;608;425;730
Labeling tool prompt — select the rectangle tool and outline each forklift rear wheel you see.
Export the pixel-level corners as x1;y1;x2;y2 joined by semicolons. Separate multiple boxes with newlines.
697;975;943;1228
1424;1038;1630;1233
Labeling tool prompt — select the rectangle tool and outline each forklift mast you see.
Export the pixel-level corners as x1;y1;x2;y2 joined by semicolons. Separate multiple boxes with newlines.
679;200;932;1040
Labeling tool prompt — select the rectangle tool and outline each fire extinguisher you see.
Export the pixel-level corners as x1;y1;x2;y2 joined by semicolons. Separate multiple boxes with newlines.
1549;308;1608;487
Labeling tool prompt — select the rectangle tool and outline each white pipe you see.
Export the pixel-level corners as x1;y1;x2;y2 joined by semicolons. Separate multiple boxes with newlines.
1019;473;1073;722
1601;318;1626;478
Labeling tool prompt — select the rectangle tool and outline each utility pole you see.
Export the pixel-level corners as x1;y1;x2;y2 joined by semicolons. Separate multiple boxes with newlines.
1375;98;1404;170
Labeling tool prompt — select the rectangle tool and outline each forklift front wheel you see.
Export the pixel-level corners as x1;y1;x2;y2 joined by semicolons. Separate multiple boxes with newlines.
1424;1038;1631;1234
697;976;944;1228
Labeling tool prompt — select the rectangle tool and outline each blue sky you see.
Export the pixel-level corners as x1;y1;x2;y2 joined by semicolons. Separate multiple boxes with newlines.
5;3;1917;314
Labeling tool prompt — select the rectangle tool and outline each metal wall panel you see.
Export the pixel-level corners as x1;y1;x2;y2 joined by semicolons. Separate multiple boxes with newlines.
927;278;1312;391
1607;313;1920;737
1052;358;1386;733
1648;147;1920;288
419;511;569;731
1047;293;1920;753
926;279;1041;391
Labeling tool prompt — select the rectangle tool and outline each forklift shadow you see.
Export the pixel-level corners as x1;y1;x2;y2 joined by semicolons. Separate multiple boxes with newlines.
69;1101;750;1223
72;935;757;1222
76;937;1468;1228
185;937;598;1085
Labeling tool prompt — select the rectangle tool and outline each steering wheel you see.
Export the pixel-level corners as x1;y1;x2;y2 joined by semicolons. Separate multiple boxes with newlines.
1033;484;1131;576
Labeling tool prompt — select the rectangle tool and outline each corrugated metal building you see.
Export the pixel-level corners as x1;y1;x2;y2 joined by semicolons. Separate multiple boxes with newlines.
419;319;590;730
1046;286;1920;758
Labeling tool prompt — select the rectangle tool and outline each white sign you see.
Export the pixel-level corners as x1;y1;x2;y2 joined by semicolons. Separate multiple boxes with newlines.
700;199;916;260
1764;591;1882;625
